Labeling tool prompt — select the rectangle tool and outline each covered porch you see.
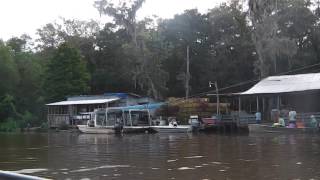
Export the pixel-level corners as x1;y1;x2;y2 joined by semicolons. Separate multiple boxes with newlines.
239;73;320;123
46;98;119;128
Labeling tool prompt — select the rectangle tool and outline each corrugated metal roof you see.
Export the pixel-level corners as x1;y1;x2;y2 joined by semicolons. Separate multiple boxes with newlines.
46;98;119;106
241;73;320;95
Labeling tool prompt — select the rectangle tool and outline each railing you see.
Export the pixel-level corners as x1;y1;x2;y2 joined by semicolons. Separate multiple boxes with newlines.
218;114;256;127
294;112;320;127
47;114;69;128
238;115;256;126
234;112;320;127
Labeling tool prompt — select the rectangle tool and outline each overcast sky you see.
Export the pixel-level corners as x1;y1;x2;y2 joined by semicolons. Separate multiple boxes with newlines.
0;0;226;41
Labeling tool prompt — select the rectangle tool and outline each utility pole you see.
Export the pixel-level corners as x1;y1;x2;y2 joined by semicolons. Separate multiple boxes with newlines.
215;81;220;115
186;45;190;99
209;81;219;115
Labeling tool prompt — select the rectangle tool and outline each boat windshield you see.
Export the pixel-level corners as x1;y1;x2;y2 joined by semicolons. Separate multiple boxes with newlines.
96;112;106;126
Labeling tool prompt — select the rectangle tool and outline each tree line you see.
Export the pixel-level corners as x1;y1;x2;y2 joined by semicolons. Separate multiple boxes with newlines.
1;0;320;130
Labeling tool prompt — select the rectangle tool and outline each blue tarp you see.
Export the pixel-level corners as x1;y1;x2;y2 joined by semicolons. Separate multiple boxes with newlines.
104;93;129;98
119;103;165;111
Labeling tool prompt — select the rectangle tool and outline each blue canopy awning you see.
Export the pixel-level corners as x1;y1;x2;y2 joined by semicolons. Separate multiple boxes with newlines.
109;103;165;111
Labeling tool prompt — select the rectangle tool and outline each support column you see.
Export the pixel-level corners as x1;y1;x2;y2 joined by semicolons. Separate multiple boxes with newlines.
130;110;133;126
256;96;259;112
105;103;109;127
47;107;50;128
215;81;219;115
238;96;241;114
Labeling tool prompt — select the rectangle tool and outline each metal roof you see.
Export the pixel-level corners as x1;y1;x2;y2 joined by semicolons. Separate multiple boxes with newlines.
241;73;320;95
46;98;119;106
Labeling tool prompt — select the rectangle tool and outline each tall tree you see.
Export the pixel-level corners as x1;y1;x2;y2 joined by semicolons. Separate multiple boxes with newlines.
94;0;168;99
0;42;19;96
248;0;298;77
94;0;145;46
160;9;210;96
207;2;257;90
44;43;90;102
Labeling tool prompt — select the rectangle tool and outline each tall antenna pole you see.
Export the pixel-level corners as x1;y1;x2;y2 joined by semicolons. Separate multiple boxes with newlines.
186;45;190;99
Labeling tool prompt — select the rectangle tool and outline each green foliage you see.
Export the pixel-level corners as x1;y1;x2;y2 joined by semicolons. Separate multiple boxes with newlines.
0;37;46;131
44;43;91;102
0;94;18;123
0;118;18;132
248;0;319;77
0;43;19;95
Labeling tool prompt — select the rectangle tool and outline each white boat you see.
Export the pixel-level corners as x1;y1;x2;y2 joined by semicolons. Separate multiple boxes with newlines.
151;125;192;133
77;125;115;134
77;108;152;134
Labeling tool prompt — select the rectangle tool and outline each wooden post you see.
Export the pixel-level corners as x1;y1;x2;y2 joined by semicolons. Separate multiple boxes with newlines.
215;81;219;115
256;96;259;112
262;97;265;112
129;110;133;126
148;109;151;126
105;103;108;126
122;109;125;126
47;106;50;128
238;96;241;114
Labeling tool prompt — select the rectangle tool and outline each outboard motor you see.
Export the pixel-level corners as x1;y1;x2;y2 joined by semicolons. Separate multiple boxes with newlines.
114;118;123;134
87;120;95;127
189;115;201;132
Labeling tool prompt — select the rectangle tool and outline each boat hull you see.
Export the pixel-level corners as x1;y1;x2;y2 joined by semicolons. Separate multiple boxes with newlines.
151;125;191;133
122;126;151;133
77;125;152;134
249;124;319;134
77;125;115;134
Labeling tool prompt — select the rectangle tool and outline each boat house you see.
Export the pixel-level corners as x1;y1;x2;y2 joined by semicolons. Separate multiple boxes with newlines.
238;72;320;121
46;93;159;128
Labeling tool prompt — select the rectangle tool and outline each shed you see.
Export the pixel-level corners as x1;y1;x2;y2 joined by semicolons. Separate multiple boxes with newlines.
238;73;320;120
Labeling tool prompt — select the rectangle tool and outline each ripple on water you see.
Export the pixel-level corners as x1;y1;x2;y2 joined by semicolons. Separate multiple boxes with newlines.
167;159;178;162
26;148;41;150
59;168;69;171
211;161;222;165
178;167;195;170
70;165;130;173
183;156;204;159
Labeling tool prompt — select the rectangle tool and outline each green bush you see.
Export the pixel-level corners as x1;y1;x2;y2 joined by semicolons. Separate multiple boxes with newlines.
0;117;18;132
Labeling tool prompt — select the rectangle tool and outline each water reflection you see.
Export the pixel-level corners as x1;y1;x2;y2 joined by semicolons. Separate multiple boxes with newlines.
0;132;320;179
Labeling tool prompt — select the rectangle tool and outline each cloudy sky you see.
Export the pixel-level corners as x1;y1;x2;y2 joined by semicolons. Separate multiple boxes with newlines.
0;0;225;40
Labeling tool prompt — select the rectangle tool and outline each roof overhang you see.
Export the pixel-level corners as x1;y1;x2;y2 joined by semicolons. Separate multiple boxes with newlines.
241;73;320;95
46;98;119;106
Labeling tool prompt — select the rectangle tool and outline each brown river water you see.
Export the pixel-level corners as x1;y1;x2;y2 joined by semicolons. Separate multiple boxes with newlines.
0;132;320;180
